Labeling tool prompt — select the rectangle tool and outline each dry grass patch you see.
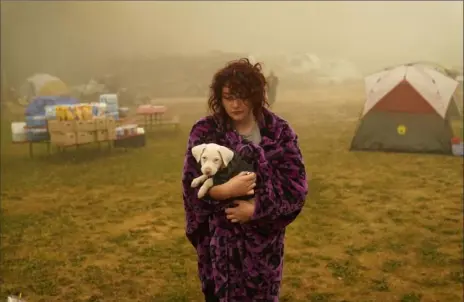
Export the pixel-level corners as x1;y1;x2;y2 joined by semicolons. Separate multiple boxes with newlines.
1;87;462;301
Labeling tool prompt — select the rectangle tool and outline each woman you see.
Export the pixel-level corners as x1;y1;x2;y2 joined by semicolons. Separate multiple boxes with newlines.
182;58;308;301
266;70;279;108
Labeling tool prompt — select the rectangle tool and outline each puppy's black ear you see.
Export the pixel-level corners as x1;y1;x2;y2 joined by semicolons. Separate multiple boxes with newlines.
191;144;207;163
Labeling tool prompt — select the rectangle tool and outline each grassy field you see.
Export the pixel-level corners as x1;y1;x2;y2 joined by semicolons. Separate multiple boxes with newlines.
1;86;463;302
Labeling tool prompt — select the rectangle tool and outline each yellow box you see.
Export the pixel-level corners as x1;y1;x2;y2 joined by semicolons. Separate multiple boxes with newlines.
76;104;93;121
57;105;76;121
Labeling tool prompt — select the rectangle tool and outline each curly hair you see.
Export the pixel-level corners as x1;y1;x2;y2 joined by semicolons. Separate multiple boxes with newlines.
208;58;268;123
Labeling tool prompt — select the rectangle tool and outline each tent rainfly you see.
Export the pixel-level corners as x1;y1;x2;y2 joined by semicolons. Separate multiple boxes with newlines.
350;64;459;154
19;73;70;103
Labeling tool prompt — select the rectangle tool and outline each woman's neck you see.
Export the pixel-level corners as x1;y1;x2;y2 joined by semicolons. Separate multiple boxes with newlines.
233;114;256;135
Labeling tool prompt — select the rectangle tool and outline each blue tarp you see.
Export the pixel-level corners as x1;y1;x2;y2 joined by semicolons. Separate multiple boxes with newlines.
25;96;79;116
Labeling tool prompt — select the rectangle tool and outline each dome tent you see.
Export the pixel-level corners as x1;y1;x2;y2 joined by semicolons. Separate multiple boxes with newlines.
19;73;70;103
350;63;459;154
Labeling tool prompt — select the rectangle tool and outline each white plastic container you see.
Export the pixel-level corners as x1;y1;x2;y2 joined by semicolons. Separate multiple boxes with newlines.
121;124;137;136
99;94;118;105
44;105;57;119
91;102;106;117
452;143;464;157
115;126;124;138
136;127;145;135
11;122;27;142
7;296;26;302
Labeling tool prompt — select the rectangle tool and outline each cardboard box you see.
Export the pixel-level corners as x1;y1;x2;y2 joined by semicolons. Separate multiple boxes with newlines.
96;130;108;141
107;130;116;141
47;120;76;133
76;132;95;145
50;132;76;146
94;118;107;130
96;130;116;141
106;118;116;131
75;120;96;132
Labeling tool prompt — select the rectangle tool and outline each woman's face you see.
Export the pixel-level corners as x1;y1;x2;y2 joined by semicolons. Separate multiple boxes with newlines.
221;86;252;122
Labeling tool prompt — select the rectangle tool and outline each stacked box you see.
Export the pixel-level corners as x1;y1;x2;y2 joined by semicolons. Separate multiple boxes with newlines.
75;119;96;144
95;117;117;141
48;117;117;146
76;132;95;144
75;120;96;132
48;120;75;133
50;132;77;146
107;118;116;140
48;120;77;146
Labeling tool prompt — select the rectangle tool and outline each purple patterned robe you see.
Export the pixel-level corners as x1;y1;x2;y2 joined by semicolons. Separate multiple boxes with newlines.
182;108;308;301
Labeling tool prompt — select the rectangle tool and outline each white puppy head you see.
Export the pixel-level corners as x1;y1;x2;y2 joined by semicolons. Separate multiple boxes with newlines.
191;143;234;176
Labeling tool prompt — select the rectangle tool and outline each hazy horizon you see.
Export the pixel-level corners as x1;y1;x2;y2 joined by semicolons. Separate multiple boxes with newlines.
1;1;462;83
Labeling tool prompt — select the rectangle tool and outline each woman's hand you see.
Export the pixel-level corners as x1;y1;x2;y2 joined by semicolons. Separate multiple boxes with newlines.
225;200;255;223
208;172;256;201
224;172;256;198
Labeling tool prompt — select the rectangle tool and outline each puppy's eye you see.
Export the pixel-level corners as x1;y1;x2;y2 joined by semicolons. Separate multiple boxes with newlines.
213;158;219;162
201;156;207;160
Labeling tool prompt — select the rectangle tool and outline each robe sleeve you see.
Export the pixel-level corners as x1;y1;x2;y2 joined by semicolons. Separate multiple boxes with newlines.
182;119;222;246
247;123;308;231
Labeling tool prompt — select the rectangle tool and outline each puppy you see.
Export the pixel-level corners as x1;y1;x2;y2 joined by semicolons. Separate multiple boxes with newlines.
191;143;254;200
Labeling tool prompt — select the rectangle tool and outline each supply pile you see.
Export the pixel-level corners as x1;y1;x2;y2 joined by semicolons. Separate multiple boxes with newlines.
12;94;148;148
45;96;119;146
115;124;146;139
11;94;121;144
21;96;79;142
48;118;116;146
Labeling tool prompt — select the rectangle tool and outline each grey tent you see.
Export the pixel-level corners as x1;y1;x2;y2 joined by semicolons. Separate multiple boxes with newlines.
448;78;463;119
447;96;462;119
350;64;460;154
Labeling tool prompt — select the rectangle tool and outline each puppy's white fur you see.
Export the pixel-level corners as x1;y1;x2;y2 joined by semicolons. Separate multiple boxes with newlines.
191;143;234;198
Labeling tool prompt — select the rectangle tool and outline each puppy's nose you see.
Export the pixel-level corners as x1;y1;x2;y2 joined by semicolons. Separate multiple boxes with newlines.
204;168;212;175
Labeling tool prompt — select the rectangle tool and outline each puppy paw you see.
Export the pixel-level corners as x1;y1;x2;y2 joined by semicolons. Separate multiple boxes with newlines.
197;186;208;199
191;178;202;188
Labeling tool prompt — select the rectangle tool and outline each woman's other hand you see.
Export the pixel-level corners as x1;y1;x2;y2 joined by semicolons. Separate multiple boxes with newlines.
225;200;255;223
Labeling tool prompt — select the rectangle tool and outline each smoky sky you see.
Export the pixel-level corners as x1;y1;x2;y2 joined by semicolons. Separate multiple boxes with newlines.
1;1;463;77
